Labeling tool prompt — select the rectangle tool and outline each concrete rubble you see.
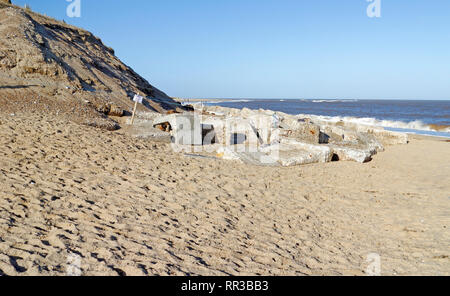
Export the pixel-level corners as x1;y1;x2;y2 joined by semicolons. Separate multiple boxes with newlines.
149;105;409;167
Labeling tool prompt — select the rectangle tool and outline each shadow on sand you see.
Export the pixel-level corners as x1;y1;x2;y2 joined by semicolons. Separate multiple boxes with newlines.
0;85;40;89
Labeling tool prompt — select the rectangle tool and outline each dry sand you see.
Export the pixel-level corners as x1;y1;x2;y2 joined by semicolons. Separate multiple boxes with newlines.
0;112;449;276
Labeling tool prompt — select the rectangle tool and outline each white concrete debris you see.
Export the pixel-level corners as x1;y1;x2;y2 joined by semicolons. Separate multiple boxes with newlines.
271;139;333;166
329;145;376;163
149;106;409;167
153;114;203;145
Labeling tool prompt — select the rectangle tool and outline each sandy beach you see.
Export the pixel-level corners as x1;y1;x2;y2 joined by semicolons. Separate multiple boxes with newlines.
0;111;448;276
0;1;449;278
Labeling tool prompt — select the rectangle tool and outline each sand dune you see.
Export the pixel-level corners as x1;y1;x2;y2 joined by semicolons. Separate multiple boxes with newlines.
0;112;448;276
0;3;189;132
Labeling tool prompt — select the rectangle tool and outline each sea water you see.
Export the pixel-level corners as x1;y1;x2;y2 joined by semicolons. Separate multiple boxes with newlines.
204;99;450;138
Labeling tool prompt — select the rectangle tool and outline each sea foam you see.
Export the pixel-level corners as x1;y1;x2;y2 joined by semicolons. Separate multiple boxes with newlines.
296;114;450;133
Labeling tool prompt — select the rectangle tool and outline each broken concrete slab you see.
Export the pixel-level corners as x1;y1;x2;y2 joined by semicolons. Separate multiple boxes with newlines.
259;139;333;166
329;145;376;163
370;129;409;146
279;116;321;144
232;151;279;166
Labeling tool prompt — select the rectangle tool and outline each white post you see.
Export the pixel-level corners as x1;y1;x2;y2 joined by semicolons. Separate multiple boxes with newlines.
130;100;138;125
130;94;144;125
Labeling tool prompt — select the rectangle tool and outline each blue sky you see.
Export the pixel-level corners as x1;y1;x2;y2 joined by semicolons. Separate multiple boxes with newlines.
12;0;450;100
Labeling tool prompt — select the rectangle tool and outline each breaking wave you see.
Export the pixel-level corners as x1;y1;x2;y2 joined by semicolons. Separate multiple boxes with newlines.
298;114;450;133
311;99;359;103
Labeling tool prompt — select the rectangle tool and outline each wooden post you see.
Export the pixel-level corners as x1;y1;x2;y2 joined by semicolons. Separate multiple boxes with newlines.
130;99;138;125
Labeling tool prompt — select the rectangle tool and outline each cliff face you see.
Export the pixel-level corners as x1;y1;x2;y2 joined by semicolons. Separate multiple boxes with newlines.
0;3;187;129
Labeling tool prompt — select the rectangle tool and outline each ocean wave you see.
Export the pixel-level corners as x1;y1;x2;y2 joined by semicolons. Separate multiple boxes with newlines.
297;114;450;133
181;99;254;106
223;99;253;103
312;99;359;103
180;101;194;106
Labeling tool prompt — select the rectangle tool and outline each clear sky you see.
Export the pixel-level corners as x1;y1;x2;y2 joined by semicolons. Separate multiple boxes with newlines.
11;0;450;100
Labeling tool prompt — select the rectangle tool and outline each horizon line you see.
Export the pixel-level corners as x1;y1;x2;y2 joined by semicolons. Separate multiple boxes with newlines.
172;97;450;101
